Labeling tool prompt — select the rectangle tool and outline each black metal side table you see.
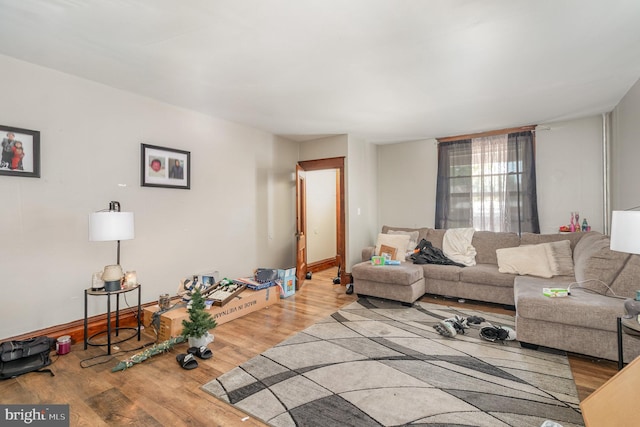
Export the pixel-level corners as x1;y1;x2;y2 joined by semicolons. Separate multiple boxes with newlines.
84;284;141;355
616;316;640;370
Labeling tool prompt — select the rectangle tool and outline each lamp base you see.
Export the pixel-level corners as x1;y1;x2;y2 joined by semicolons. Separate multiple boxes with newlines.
104;280;122;292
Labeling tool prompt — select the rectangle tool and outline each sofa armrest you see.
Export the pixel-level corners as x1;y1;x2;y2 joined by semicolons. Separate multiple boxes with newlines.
362;247;375;262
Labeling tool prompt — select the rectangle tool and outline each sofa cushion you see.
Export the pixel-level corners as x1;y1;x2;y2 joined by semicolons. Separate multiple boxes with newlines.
351;261;423;286
420;264;462;282
515;277;624;332
496;244;554;278
572;231;604;266
609;254;640;299
425;228;446;249
520;232;585;251
362;247;375;262
375;233;410;261
573;232;630;295
472;231;520;264
458;264;516;288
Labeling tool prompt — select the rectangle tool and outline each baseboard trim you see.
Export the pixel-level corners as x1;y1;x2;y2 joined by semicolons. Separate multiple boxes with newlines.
2;301;159;345
308;257;339;273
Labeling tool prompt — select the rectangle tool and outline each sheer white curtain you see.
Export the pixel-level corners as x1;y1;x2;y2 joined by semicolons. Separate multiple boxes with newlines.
471;134;510;231
435;129;539;234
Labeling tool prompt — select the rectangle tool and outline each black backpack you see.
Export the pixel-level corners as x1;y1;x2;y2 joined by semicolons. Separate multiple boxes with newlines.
0;336;56;379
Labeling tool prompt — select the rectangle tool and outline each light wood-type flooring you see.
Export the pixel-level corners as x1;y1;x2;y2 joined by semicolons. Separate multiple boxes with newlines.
0;268;617;426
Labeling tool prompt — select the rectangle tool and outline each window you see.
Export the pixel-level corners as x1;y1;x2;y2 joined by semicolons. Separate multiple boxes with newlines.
435;128;540;234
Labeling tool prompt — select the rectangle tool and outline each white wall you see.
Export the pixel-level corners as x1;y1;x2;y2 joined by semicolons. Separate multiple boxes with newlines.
377;138;439;231
536;116;604;233
0;55;298;339
299;135;348;161
612;77;640;211
306;169;337;263
346;134;378;269
376;117;605;235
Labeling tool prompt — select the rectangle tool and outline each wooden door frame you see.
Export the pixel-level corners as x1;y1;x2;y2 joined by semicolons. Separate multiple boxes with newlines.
297;157;347;284
295;165;307;289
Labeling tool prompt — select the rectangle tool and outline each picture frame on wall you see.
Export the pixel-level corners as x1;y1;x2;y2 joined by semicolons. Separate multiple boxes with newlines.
0;124;41;178
141;143;190;189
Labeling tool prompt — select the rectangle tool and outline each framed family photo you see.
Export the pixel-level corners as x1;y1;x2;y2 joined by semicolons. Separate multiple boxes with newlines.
0;124;40;178
141;143;190;189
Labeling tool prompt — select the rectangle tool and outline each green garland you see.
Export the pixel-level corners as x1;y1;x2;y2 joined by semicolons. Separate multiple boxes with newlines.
112;336;185;372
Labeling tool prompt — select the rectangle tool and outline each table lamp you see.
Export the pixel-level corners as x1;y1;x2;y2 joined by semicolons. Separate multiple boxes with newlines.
89;200;135;273
610;210;640;315
610;210;640;255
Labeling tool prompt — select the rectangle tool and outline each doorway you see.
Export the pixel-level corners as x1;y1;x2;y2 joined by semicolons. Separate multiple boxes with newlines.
296;157;346;288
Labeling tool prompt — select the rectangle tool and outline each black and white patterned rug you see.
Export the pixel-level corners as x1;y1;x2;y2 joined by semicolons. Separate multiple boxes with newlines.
202;298;584;427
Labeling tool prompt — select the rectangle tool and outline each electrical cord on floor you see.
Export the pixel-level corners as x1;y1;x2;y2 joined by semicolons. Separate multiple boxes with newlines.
122;289;143;325
79;286;175;369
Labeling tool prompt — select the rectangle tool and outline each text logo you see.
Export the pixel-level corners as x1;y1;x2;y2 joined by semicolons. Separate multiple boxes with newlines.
1;405;69;426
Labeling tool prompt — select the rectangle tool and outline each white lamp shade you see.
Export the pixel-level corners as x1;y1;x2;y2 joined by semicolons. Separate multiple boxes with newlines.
89;211;135;241
610;211;640;255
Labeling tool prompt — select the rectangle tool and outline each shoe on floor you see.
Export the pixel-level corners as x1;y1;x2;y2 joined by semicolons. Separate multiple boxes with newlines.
188;345;213;359
434;315;471;338
502;326;516;340
433;320;458;337
451;315;469;333
176;353;198;369
466;315;485;325
480;325;516;342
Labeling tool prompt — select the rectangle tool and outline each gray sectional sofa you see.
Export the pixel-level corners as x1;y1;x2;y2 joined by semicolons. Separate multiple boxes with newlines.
351;226;640;362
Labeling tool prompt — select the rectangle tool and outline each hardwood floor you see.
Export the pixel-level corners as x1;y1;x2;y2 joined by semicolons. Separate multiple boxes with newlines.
0;268;617;426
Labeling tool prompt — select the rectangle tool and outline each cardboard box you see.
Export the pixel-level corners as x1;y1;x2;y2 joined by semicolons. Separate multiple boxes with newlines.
143;287;280;341
278;267;296;298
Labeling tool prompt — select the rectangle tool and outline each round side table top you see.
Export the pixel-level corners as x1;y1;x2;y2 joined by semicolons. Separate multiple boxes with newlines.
621;317;640;335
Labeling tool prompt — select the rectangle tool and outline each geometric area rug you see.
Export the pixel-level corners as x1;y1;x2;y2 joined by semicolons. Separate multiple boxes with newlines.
202;297;584;427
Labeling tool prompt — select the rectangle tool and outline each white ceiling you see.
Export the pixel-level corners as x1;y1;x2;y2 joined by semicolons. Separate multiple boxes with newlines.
1;0;640;143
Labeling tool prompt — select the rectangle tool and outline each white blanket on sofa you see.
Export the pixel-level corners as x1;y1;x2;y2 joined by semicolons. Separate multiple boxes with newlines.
443;228;477;266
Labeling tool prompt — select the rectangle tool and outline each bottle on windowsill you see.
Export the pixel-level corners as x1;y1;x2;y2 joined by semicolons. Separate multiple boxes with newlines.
570;212;575;232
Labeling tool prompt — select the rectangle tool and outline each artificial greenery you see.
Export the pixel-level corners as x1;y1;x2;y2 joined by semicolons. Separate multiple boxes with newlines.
181;287;217;339
112;336;185;372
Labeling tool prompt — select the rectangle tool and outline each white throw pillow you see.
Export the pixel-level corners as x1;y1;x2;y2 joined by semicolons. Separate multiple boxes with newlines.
496;244;554;278
388;229;419;252
374;233;411;261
